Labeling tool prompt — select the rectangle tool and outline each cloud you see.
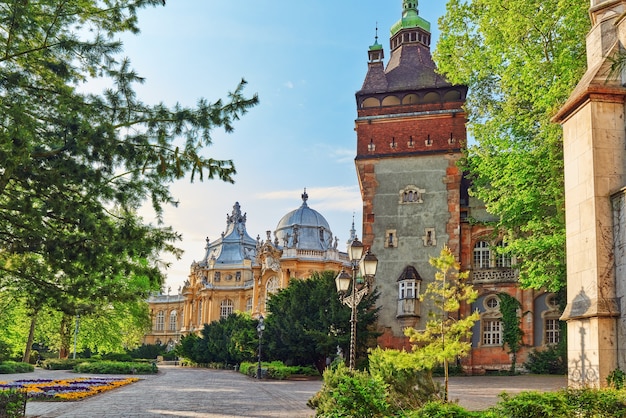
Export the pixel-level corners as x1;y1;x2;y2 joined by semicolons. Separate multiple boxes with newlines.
284;81;294;89
331;147;356;164
256;185;360;212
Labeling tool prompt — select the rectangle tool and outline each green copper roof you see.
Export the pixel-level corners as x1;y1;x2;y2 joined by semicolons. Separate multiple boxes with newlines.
390;0;430;36
369;40;383;51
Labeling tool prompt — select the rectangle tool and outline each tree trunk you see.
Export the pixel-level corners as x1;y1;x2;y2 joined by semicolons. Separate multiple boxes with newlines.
59;314;72;359
21;312;37;363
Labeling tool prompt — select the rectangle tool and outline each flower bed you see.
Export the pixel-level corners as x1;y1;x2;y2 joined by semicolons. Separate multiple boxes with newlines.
0;377;140;401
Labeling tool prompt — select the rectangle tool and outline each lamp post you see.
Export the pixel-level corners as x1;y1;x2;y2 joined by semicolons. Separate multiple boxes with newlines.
335;238;378;370
256;315;265;379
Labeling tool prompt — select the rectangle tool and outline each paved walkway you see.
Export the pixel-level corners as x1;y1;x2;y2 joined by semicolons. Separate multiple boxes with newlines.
443;374;567;411
0;366;567;417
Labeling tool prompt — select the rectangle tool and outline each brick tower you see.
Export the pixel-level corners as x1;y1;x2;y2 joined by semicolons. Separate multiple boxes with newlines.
355;1;468;347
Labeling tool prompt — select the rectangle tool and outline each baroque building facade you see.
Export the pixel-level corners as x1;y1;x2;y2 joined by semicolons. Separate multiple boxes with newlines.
355;1;559;372
143;191;350;346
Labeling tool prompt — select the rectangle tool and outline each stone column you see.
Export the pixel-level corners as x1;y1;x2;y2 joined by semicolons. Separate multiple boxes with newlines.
554;0;626;387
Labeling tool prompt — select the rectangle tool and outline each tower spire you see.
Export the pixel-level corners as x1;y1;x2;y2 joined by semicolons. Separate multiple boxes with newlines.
368;23;384;63
301;188;309;206
348;212;357;244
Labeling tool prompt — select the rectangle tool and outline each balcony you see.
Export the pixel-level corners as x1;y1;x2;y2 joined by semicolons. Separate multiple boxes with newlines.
471;268;519;284
397;298;420;318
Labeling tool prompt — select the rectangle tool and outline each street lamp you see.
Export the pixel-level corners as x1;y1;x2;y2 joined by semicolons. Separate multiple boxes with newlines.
335;237;378;370
256;315;265;379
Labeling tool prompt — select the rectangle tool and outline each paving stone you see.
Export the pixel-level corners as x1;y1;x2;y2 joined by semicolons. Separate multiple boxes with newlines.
0;366;567;417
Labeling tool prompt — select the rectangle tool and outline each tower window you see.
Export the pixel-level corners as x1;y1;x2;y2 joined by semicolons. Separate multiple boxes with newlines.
399;186;425;204
422;228;436;246
385;229;398;248
399;280;419;299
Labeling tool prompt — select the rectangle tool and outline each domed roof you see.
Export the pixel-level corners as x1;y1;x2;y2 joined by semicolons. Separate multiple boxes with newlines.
390;0;430;36
275;190;334;251
201;202;257;266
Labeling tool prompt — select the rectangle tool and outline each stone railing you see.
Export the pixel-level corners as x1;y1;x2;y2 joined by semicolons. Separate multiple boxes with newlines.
471;268;519;284
281;248;333;259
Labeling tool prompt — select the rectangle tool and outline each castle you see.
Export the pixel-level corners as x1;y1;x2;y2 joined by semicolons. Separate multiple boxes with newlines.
145;1;562;373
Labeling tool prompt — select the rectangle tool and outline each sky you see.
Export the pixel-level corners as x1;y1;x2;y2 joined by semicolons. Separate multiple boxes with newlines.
121;1;450;291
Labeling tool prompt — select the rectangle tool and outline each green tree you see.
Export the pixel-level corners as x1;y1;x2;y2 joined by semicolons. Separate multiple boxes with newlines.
178;313;257;366
203;312;257;365
0;1;257;355
265;271;379;374
404;246;479;401
434;0;590;291
77;300;153;354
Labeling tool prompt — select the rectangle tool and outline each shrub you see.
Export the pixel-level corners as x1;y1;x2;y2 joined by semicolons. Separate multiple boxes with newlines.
43;358;92;370
239;361;318;379
127;344;165;360
524;345;566;375
100;352;133;362
308;363;390;417
28;350;39;365
0;389;27;418
405;401;480;418
0;341;13;363
488;391;571;418
607;368;626;389
368;347;443;411
486;388;626;418
73;361;156;374
0;362;34;374
565;388;626;417
238;362;255;376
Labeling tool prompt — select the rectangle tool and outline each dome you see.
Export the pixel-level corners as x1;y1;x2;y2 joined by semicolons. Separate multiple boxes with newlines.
390;0;430;37
275;190;334;251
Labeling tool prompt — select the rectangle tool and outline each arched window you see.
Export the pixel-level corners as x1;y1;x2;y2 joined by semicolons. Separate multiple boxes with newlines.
481;296;502;346
543;294;561;345
155;311;164;331
265;276;280;311
220;299;234;319
495;241;512;268
246;297;253;312
169;311;177;331
399;186;424;204
473;241;491;269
